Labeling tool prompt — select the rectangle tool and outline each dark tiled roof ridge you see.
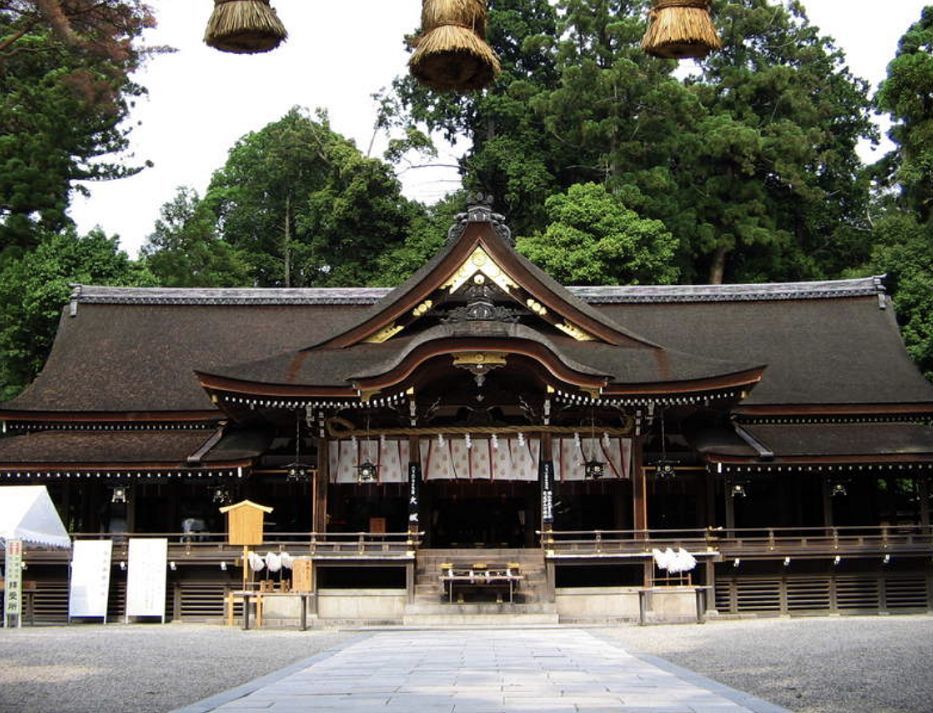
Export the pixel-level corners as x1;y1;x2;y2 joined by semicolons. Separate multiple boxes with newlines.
572;276;885;303
72;276;885;306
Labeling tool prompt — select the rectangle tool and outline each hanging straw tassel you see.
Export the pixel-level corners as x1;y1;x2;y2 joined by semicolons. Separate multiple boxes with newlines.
410;0;501;92
204;0;288;54
641;0;721;60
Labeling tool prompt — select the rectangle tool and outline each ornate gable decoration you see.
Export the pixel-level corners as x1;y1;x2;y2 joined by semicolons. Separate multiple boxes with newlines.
442;246;517;294
322;195;629;349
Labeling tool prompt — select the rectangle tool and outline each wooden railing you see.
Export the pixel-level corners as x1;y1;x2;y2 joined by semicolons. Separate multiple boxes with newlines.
8;531;421;565
8;526;932;565
540;525;933;560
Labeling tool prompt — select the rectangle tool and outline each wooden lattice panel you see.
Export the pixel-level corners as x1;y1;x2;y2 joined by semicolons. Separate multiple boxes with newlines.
174;581;230;620
884;576;929;610
734;577;782;612
785;576;832;612
835;575;881;611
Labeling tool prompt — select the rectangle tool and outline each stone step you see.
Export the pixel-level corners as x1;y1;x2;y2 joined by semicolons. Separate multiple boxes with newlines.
402;612;560;626
403;600;559;626
405;601;556;615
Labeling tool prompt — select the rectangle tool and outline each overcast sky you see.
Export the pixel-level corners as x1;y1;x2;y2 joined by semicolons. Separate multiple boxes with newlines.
69;1;930;257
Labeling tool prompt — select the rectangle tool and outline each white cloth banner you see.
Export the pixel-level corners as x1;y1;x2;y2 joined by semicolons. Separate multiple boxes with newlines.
328;436;630;482
69;540;113;620
329;439;409;483
125;538;167;621
554;437;631;480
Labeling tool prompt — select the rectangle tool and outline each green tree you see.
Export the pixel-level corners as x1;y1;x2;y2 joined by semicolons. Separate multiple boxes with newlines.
875;6;933;222
516;182;679;285
869;7;933;380
206;107;418;287
371;191;466;286
868;214;932;380
671;0;876;283
0;227;151;400
379;0;562;236
141;187;251;287
0;1;156;254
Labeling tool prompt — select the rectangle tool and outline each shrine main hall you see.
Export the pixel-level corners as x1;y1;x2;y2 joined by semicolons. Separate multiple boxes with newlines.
1;200;932;624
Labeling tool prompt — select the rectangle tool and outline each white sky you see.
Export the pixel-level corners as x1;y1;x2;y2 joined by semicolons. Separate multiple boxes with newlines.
69;0;930;257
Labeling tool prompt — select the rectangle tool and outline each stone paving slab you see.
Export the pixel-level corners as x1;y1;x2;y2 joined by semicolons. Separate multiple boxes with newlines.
173;629;791;713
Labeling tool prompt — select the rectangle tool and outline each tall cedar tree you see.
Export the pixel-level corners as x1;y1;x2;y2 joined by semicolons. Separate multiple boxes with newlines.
870;7;933;380
383;0;874;285
0;1;156;255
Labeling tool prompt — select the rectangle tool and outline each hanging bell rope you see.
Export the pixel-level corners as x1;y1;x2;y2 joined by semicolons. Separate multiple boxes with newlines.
641;0;721;60
409;0;501;92
204;0;288;54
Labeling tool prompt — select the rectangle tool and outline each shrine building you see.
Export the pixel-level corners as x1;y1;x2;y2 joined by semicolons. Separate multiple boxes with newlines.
1;200;932;624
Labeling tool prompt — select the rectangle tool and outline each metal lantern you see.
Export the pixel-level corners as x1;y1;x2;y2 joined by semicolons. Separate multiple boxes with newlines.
584;459;605;480
357;461;379;484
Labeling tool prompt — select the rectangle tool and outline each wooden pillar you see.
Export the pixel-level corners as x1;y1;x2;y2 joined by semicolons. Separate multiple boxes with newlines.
724;478;735;536
704;559;717;613
918;476;930;534
126;486;136;534
632;435;648;535
61;480;73;532
540;433;554;531
314;439;329;534
705;470;717;527
408;435;422;540
405;561;415;604
821;476;834;529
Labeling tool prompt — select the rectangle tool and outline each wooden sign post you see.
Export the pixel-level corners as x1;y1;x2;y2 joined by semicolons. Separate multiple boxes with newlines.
219;500;273;590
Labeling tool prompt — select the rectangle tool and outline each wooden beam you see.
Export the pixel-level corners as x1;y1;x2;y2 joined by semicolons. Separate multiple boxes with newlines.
821;476;834;528
919;476;930;533
314;441;329;534
632;436;648;535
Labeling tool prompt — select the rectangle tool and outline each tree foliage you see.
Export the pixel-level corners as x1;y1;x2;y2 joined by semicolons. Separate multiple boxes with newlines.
0;1;156;254
875;6;933;223
203;107;418;287
140;187;250;287
0;227;151;400
517;182;679;285
869;7;933;380
384;0;874;285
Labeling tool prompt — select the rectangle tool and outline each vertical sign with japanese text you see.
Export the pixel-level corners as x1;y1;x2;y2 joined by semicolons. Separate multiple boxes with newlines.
539;460;554;525
68;540;113;622
3;539;23;628
408;461;421;525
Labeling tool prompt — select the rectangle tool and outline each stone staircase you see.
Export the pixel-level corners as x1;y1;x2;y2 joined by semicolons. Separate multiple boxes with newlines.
403;548;558;625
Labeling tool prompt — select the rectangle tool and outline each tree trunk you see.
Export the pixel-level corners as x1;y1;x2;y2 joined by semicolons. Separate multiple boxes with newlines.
709;245;728;284
283;193;291;288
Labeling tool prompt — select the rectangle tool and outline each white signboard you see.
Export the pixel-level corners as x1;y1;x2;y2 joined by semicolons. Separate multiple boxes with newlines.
125;538;167;622
3;539;23;628
68;540;113;622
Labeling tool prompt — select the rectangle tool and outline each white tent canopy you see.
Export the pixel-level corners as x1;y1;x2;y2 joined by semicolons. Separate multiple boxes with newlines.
0;486;71;549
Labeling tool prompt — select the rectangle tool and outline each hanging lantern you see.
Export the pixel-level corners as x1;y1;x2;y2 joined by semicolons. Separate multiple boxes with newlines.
410;0;501;92
584;460;605;480
641;0;721;60
204;0;288;54
357;461;379;484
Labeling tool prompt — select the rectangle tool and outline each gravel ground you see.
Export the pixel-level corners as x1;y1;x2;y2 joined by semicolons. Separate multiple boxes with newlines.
0;616;930;713
600;614;933;713
0;624;354;713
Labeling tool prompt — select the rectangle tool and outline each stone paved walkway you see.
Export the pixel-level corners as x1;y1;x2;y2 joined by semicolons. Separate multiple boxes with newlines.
176;629;789;713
